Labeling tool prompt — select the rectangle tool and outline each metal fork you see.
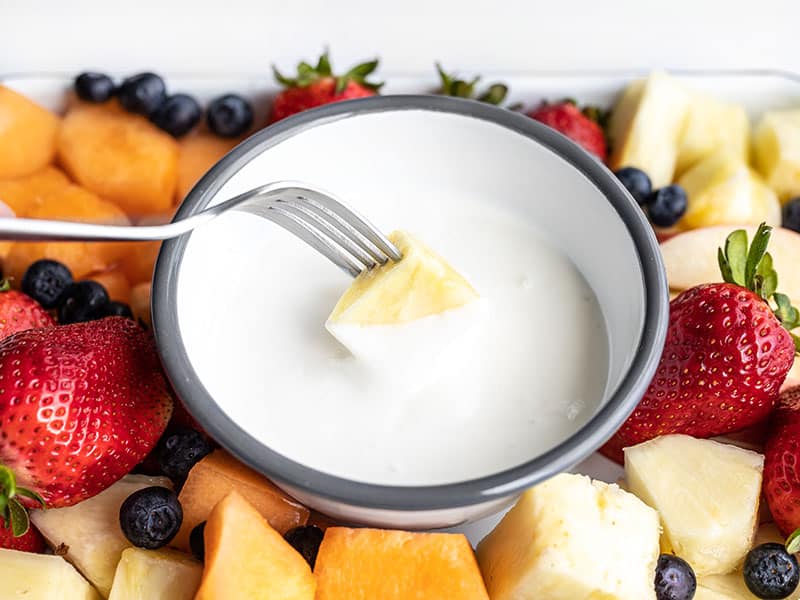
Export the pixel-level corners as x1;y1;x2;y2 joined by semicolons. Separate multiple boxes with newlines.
0;182;402;277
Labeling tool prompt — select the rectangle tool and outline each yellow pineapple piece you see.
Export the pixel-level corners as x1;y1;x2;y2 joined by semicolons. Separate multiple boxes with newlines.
0;548;100;599
753;108;800;201
109;548;202;600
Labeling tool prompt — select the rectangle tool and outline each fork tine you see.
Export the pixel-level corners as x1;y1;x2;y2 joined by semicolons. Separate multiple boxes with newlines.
286;187;403;262
264;206;363;277
274;199;378;270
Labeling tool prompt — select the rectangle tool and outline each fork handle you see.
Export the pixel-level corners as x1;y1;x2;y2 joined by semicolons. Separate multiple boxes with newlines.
0;216;206;242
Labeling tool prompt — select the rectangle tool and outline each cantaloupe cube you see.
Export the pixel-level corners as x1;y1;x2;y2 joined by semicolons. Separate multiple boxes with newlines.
0;166;70;216
315;527;489;600
4;183;130;282
0;85;60;178
173;450;309;551
195;491;315;600
58;103;179;216
87;266;131;303
130;282;152;327
176;132;239;202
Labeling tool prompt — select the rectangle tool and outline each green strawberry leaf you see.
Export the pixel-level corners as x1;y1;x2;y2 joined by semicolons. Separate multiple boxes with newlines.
0;280;10;293
745;223;772;289
7;498;28;537
787;528;800;554
722;229;748;286
316;51;332;77
15;487;45;509
477;84;509;106
273;51;382;92
436;63;509;106
718;247;734;284
0;466;16;500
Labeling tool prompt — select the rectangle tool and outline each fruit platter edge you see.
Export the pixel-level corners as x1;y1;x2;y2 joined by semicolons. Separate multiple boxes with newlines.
4;69;799;548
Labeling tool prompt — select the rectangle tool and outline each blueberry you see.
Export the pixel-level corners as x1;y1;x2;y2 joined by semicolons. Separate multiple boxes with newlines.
119;486;182;549
284;525;324;568
654;554;696;600
744;543;800;599
150;94;202;138
21;259;73;309
189;521;206;561
57;281;109;324
206;94;253;137
615;167;653;206
102;301;134;319
647;185;688;228
74;72;116;103
118;72;167;116
782;197;800;233
157;428;213;482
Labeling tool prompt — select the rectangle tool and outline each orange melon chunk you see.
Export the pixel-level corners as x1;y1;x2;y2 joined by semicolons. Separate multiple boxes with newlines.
57;103;178;216
195;491;315;600
173;450;309;551
315;527;490;600
0;86;60;178
0;166;71;216
176;132;239;202
87;266;131;303
130;282;152;328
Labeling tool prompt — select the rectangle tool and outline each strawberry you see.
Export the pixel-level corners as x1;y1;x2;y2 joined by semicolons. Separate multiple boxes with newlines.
0;282;54;340
764;386;800;535
0;317;173;540
435;63;509;105
528;101;607;161
0;512;45;552
602;223;798;463
270;51;382;123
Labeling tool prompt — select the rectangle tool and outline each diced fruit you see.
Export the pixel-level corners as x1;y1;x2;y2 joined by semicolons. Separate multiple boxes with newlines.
58;280;110;324
660;225;800;303
754;108;800;201
173;449;309;551
31;474;173;597
744;543;799;599
119;241;161;284
130;282;152;327
624;435;764;576
476;473;660;600
157;428;213;482
615;166;653;205
150;94;202;138
655;554;697;600
608;72;691;188
58;102;179;215
87;266;131;304
175;132;239;201
0;85;60;178
22;259;73;308
284;525;324;568
119;486;182;549
109;547;202;600
528;101;608;160
206;94;254;137
677;152;781;231
0;548;101;599
195;491;316;600
676;92;750;176
75;72;116;104
0;288;55;340
270;51;380;123
784;197;800;232
764;386;800;536
0;166;70;216
117;73;167;117
647;184;688;228
604;225;797;462
317;527;488;600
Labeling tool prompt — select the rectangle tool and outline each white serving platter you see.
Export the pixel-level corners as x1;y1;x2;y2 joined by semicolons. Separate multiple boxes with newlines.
3;68;799;544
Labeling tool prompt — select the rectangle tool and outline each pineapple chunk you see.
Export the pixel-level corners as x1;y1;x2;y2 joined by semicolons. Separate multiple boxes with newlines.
326;230;481;375
31;474;173;597
676;92;750;176
476;473;660;600
677;152;781;230
109;548;202;600
625;435;764;576
754;108;800;201
608;71;691;188
0;548;101;599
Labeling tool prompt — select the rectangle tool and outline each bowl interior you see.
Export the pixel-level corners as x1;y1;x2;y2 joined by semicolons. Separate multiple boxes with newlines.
158;98;661;509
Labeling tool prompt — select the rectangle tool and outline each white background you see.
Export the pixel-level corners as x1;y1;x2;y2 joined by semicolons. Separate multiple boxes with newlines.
1;0;799;76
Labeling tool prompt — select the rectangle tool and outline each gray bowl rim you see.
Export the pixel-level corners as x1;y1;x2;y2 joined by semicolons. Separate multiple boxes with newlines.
152;94;669;511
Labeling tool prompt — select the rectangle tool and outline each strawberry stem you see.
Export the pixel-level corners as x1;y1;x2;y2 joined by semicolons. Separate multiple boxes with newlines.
718;222;800;352
435;63;508;105
0;465;45;538
273;50;383;93
0;280;11;293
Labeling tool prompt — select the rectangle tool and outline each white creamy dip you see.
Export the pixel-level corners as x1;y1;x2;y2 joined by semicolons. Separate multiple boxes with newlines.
180;190;609;486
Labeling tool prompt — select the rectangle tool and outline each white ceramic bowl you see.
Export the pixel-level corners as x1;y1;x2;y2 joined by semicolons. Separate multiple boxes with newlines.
153;96;668;529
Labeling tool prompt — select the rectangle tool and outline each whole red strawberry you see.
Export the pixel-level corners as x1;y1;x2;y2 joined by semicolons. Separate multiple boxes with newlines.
0;283;54;340
529;101;607;161
0;316;173;536
602;223;797;463
764;386;800;535
269;51;382;123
